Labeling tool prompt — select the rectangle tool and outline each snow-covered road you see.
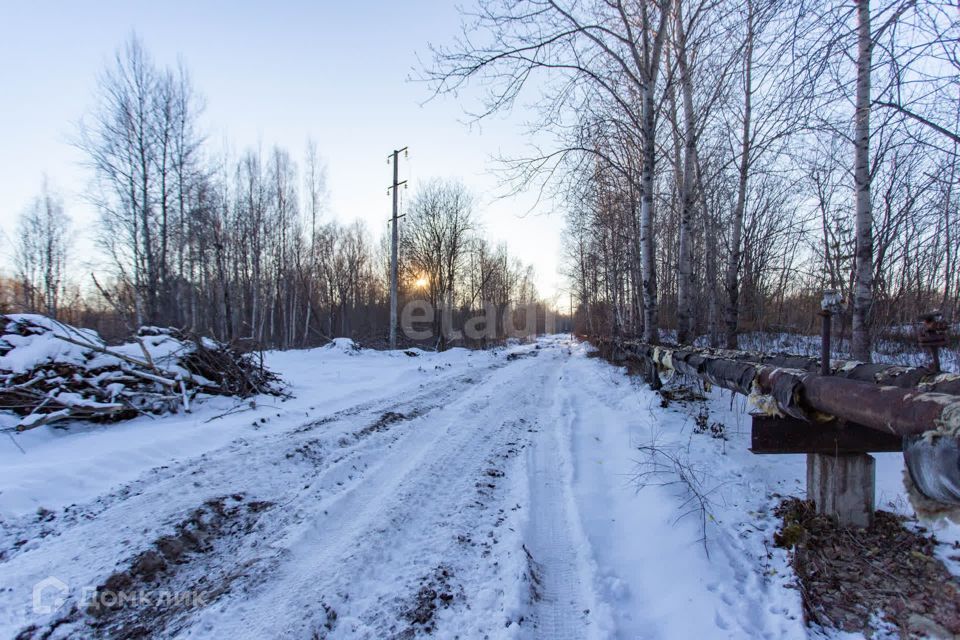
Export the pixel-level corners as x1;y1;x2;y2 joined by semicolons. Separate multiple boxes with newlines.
5;335;923;639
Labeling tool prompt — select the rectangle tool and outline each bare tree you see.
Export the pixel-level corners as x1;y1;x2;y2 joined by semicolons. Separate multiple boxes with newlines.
426;0;676;343
301;139;328;345
77;35;203;326
403;179;476;348
14;181;72;318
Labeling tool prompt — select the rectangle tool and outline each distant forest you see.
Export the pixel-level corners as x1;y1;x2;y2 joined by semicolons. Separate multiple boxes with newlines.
1;37;547;349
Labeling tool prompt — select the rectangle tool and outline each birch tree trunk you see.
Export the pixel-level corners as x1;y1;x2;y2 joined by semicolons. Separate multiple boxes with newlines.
638;2;670;345
702;179;720;347
675;0;697;344
724;0;754;349
640;85;659;344
940;126;958;318
851;0;874;362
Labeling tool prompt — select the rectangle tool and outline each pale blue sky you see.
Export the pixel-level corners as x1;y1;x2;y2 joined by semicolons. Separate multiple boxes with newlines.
0;1;565;302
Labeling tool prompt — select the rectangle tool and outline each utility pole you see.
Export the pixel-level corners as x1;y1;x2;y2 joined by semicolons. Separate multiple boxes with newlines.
388;147;408;349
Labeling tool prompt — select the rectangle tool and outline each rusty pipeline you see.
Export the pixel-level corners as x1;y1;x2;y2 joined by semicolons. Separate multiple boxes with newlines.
602;337;960;396
594;337;960;438
755;366;960;438
591;336;960;507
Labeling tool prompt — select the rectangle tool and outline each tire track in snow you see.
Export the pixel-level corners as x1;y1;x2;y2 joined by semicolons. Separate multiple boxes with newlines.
0;359;508;639
0;362;491;563
176;352;552;639
524;350;613;639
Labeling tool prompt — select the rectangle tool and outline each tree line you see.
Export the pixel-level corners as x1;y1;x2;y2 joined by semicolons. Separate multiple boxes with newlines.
2;36;545;349
426;0;958;361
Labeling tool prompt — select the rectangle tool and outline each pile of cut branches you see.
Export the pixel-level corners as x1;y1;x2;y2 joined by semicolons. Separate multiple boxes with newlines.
0;315;284;431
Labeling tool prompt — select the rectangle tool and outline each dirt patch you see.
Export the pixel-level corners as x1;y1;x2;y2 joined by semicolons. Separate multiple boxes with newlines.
13;494;276;639
309;601;339;639
522;544;544;603
506;350;538;361
287;438;325;465
89;495;274;624
395;565;463;637
353;410;422;440
774;497;960;637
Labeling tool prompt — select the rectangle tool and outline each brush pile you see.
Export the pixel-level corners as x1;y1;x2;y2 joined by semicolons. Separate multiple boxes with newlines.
0;315;284;431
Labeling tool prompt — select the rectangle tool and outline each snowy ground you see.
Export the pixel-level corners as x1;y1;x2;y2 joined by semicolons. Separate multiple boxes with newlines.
1;335;957;639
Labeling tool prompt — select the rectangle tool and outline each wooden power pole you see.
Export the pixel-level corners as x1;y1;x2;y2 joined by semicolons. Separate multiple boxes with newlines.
388;147;408;349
